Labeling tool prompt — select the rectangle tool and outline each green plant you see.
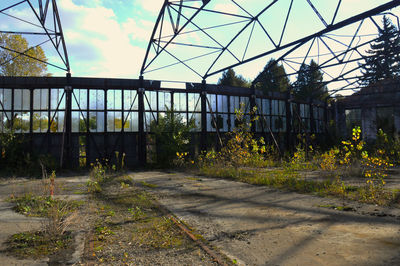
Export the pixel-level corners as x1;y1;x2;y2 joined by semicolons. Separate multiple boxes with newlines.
198;103;267;170
320;148;339;171
87;159;108;193
6;231;72;259
150;108;196;167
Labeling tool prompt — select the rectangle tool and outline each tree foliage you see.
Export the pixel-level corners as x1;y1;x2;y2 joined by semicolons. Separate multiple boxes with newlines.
0;33;48;76
359;16;400;86
218;68;250;88
294;60;328;101
253;59;290;94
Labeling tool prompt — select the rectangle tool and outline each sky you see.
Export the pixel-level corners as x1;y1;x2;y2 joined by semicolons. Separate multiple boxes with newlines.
1;0;400;90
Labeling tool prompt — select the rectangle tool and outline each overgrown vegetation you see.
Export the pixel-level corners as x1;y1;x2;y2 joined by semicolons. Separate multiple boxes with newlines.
6;171;81;259
87;175;201;264
196;104;400;206
149;108;196;167
0;130;56;176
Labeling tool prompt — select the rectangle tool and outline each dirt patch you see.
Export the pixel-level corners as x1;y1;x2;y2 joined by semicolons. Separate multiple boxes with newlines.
131;171;400;266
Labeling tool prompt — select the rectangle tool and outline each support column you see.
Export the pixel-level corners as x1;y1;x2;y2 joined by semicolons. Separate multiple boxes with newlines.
361;106;377;142
394;105;400;137
309;101;315;134
285;92;292;150
335;101;347;139
63;73;72;168
138;76;146;166
200;80;207;152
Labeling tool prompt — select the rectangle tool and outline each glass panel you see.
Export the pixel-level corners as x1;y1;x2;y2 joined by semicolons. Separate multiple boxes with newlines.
3;89;12;110
189;112;201;131
173;93;180;111
188;93;200;112
271;100;278;115
114;90;122;110
263;99;270;115
107;111;115;132
145;112;155;132
33;89;40;110
207;94;216;113
97;112;105;132
279;101;286;116
87;112;104;132
180;93;186;111
13;112;30;133
22;90;30;110
14;89;22;110
207;113;216;132
158;92;165;111
222;114;229;132
89;90;104;110
79;89;88;110
217;95;223;113
71;112;80;132
51;89;65;110
41;89;48;110
107;90;115;110
145;91;156;111
124;112;138;132
49;111;64;133
108;111;123;132
256;98;262;113
124;90;137;111
33;112;46;132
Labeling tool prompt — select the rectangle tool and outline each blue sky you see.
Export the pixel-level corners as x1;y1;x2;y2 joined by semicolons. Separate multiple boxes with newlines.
1;0;400;88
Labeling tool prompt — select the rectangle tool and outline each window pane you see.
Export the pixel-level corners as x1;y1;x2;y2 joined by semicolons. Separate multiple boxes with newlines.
114;90;122;110
50;111;64;133
13;112;30;133
89;90;104;110
124;90;137;111
107;90;115;110
3;89;12;110
14;89;22;110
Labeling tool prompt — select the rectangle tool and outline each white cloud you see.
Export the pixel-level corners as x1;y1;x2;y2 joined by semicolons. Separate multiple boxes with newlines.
136;0;164;14
54;0;146;78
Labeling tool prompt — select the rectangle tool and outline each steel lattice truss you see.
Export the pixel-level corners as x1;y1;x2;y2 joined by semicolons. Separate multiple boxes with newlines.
141;0;400;95
0;0;70;73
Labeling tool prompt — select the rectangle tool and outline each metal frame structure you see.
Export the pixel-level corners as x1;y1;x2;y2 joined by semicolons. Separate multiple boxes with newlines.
141;0;400;96
0;0;70;73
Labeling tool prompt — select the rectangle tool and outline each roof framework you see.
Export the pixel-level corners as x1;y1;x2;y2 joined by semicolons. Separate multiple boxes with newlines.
141;0;400;96
0;0;70;73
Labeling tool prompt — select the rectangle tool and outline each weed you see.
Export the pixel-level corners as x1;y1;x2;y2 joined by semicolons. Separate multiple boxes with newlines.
132;216;185;249
87;160;107;193
140;181;158;188
128;206;145;220
9;193;81;217
6;231;72;259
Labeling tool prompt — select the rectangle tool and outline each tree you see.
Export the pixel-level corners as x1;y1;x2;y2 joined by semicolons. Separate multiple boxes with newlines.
253;59;290;94
0;33;47;76
294;60;328;101
218;68;250;88
150;108;196;167
359;16;400;86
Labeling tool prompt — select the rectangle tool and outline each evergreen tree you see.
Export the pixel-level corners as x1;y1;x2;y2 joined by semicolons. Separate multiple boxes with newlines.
0;33;47;76
253;59;290;94
218;68;250;88
359;16;400;86
294;60;328;101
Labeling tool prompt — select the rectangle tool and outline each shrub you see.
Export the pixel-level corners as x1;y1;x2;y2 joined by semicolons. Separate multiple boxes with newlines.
150;108;196;167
